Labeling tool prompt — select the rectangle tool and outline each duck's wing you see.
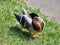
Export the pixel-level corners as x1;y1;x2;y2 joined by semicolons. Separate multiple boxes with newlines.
22;7;28;16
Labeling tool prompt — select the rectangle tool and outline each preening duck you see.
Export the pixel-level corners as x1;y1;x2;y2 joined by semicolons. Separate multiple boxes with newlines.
14;8;45;38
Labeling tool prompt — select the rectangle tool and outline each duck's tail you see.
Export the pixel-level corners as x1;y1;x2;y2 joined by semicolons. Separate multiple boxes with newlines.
14;13;21;22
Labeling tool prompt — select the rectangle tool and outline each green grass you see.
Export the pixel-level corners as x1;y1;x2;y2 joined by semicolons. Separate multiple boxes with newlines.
0;0;60;45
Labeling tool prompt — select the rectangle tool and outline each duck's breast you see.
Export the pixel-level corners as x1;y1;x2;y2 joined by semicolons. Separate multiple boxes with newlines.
32;17;44;32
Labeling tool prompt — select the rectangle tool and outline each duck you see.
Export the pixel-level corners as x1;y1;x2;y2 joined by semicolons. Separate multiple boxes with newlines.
14;8;45;38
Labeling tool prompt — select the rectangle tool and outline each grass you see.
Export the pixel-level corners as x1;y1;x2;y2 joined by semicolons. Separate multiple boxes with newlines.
0;0;60;45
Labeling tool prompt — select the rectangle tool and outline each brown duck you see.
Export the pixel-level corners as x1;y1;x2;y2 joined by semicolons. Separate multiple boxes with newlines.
14;8;45;38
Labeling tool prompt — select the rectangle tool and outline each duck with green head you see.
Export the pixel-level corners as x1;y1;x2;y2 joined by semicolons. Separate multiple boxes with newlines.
14;8;45;38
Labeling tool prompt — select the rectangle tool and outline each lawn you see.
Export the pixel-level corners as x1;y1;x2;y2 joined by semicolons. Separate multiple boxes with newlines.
0;0;60;45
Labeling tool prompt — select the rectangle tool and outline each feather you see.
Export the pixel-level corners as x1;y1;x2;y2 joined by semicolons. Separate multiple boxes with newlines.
22;7;28;16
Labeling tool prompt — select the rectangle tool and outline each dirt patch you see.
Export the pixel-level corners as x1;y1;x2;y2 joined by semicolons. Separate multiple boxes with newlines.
26;0;60;24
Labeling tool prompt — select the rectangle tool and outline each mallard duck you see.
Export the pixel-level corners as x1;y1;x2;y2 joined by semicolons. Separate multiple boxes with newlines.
14;8;45;38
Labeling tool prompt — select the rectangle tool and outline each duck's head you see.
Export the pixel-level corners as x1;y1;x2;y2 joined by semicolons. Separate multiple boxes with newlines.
32;17;45;32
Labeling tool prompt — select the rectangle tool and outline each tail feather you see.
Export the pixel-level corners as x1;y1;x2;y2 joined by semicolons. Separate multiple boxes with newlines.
14;13;21;22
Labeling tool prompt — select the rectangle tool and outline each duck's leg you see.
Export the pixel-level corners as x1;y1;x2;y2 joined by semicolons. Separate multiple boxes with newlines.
30;32;38;38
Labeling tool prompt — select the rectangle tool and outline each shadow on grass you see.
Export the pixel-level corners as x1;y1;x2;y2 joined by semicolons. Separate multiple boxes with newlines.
10;26;34;40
